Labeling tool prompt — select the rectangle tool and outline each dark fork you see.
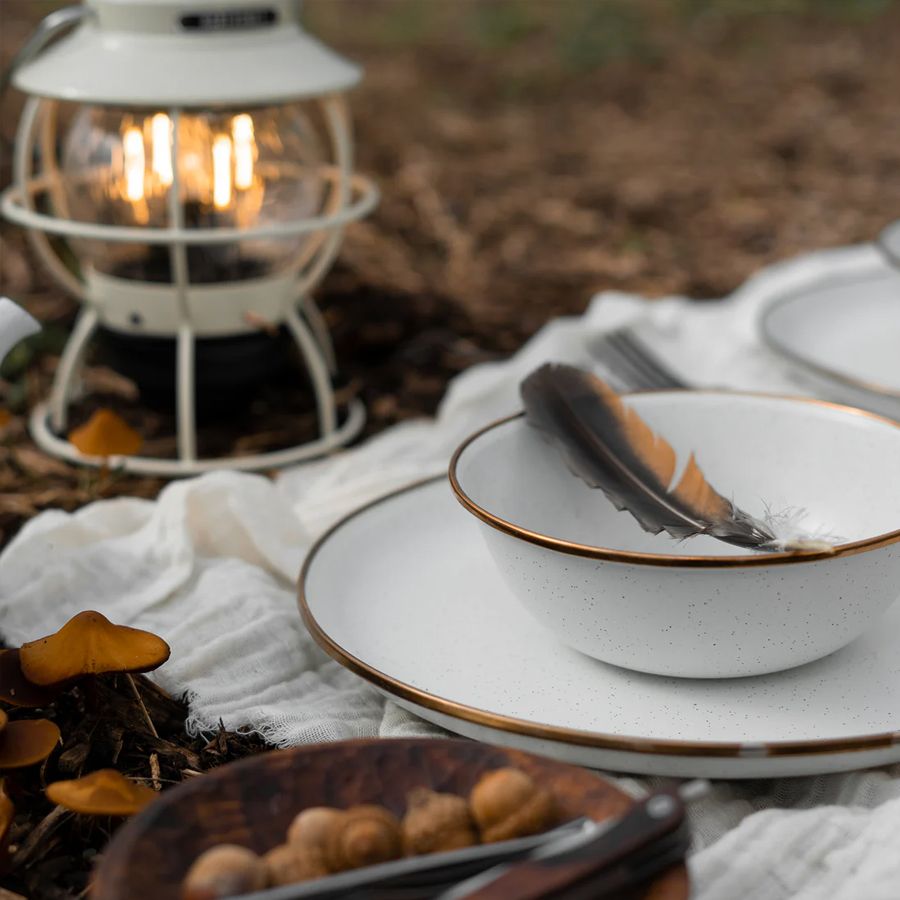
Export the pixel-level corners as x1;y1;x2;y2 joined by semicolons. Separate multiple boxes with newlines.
590;328;688;392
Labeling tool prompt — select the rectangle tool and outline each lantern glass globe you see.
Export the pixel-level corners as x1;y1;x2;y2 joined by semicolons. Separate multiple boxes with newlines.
60;103;327;284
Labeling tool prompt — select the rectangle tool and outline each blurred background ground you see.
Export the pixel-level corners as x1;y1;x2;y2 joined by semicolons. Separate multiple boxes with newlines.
2;0;900;546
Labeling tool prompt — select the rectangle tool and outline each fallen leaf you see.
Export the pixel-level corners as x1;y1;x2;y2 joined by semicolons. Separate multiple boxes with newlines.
68;410;142;458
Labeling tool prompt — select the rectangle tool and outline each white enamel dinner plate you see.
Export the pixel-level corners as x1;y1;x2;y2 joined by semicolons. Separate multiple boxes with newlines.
760;268;900;420
299;478;900;779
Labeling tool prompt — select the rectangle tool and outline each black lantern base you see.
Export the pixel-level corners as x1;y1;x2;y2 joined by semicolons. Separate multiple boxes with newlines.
95;253;294;420
96;326;293;421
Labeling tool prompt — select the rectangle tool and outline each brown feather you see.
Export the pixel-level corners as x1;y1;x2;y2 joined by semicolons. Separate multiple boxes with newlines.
520;363;777;550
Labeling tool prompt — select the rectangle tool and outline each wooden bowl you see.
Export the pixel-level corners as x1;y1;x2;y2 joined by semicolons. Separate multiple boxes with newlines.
92;738;688;899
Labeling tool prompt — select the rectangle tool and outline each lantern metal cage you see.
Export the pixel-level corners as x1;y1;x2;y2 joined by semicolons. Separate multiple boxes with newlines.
1;0;379;475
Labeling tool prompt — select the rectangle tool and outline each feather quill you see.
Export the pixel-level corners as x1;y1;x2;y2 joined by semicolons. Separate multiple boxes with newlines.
520;363;831;553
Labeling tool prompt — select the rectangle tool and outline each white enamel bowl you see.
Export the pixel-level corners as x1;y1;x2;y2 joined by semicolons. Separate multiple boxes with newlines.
450;392;900;678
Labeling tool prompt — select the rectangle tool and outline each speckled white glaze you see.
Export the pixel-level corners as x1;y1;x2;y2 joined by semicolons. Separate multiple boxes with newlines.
300;478;900;778
760;269;900;421
452;393;900;678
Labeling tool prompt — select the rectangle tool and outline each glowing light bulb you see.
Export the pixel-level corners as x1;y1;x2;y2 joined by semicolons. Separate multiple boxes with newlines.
212;134;233;210
232;114;256;191
122;126;145;202
151;113;173;187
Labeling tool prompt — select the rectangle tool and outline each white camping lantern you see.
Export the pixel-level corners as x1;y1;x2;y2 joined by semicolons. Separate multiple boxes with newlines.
1;0;378;475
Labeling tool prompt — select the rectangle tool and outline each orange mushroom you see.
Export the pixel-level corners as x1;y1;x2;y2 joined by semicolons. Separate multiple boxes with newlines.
19;611;170;687
0;720;60;769
46;769;156;817
0;650;61;708
68;409;142;458
0;780;13;864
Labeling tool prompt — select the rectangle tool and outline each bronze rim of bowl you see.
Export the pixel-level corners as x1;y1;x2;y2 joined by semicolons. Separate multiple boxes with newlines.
448;391;900;569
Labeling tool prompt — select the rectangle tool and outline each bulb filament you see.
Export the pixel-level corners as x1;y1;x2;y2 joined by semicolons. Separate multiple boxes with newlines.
151;113;174;187
119;112;260;214
122;126;145;202
212;134;233;210
232;114;255;191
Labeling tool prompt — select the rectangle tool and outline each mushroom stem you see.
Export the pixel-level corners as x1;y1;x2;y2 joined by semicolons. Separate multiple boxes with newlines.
149;752;161;792
125;674;159;739
9;805;71;871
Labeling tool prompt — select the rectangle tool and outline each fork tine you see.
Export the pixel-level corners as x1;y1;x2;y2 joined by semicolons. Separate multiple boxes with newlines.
590;332;660;392
605;332;665;390
608;331;687;390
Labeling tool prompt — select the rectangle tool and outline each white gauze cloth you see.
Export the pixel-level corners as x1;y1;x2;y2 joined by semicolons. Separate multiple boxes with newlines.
2;244;900;899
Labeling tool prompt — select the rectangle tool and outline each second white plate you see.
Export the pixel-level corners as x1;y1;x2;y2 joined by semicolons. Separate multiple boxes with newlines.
760;268;900;420
300;478;900;779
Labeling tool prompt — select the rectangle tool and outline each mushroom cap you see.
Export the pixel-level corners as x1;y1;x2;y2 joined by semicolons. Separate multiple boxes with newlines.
46;769;157;816
0;780;13;874
0;719;61;769
0;710;6;734
19;611;170;686
0;650;62;708
68;409;142;458
0;780;13;848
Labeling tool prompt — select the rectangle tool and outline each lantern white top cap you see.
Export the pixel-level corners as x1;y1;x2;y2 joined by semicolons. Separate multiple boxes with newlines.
13;0;360;107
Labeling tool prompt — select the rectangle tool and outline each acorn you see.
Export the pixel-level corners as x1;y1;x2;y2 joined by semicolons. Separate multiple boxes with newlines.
401;787;478;855
469;768;556;843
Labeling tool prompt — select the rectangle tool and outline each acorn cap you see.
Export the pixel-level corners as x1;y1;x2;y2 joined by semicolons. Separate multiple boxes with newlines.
46;769;156;816
0;719;61;769
68;409;142;458
19;611;170;687
0;650;62;708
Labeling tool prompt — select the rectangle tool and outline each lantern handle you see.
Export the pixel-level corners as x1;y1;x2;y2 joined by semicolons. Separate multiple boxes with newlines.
0;5;89;100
